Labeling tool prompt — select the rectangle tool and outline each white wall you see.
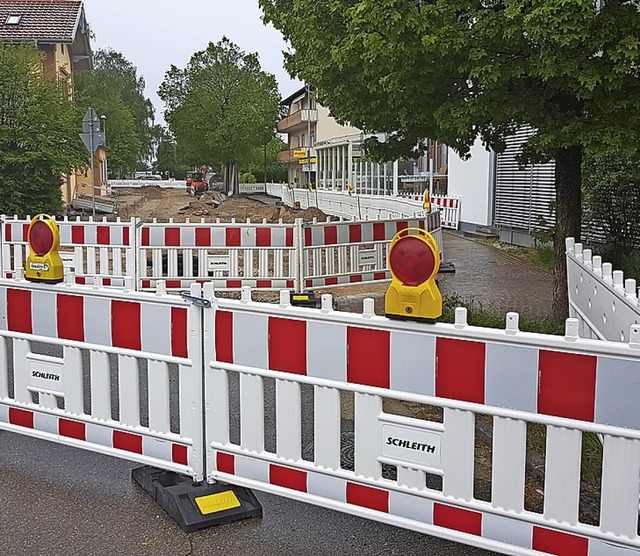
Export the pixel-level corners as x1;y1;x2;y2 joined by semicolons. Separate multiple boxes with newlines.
315;107;360;143
447;138;493;227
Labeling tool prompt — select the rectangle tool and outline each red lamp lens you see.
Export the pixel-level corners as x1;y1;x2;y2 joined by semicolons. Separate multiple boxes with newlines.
29;221;54;256
389;236;436;286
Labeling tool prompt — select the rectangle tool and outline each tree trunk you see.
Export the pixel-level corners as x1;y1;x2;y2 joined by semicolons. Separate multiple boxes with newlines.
552;146;583;323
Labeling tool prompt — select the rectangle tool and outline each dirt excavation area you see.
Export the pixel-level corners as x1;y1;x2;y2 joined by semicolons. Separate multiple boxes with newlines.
113;186;327;223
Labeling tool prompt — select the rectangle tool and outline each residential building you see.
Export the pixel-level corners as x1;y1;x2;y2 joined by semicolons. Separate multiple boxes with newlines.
278;86;448;195
0;0;97;203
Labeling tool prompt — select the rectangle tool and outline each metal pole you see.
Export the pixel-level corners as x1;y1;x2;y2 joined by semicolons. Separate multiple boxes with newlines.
101;115;108;195
89;117;95;218
264;143;267;186
307;84;311;189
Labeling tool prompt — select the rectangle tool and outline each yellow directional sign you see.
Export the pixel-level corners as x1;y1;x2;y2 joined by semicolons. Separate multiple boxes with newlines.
293;150;307;159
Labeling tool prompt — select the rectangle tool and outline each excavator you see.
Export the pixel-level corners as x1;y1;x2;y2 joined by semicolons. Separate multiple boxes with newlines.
186;165;208;197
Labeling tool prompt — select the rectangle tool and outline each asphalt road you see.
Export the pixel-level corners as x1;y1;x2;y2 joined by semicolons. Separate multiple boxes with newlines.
0;428;501;556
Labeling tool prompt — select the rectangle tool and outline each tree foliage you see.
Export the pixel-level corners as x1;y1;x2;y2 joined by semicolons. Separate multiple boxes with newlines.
158;38;280;176
75;49;155;173
0;42;85;216
261;0;640;321
244;136;289;182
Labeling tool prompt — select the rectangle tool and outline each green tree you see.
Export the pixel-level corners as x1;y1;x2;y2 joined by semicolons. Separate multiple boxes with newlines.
261;0;640;321
75;49;154;173
244;136;289;182
158;37;280;192
0;42;85;216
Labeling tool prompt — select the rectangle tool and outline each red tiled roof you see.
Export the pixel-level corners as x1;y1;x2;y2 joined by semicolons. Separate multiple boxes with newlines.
0;1;84;43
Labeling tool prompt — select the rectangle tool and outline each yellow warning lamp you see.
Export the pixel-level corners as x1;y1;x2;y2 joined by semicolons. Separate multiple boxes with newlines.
385;228;442;322
423;189;432;212
25;214;64;283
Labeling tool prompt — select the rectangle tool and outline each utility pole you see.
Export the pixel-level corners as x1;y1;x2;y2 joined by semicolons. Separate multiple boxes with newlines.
306;83;312;189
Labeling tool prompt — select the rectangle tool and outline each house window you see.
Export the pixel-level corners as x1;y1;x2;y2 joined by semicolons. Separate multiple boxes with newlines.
5;15;22;25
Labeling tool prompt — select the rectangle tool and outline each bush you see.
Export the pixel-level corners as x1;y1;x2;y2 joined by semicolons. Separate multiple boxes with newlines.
239;172;256;184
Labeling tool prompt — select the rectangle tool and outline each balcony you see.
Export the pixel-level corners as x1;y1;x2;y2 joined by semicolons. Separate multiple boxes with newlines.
277;109;318;133
278;147;316;164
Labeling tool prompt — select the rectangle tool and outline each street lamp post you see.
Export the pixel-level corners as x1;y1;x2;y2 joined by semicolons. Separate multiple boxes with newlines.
101;115;107;195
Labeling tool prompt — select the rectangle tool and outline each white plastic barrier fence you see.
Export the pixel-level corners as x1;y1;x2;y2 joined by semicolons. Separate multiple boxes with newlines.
566;237;640;342
110;180;186;189
138;218;301;292
301;214;441;289
267;184;461;230
238;183;267;194
3;273;640;555
204;286;640;556
0;276;205;480
1;215;137;287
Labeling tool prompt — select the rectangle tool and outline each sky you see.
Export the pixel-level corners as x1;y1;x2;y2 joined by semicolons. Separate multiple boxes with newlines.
82;0;302;125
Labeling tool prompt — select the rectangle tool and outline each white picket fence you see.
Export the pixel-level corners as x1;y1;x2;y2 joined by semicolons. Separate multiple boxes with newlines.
566;237;640;342
2;274;640;555
266;184;461;230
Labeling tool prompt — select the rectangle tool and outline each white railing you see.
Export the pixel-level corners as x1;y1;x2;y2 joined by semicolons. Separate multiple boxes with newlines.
266;184;461;230
566;237;640;341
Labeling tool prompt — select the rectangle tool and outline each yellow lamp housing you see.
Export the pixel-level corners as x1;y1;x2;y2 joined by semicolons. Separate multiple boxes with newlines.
385;228;442;322
423;189;432;212
25;214;64;283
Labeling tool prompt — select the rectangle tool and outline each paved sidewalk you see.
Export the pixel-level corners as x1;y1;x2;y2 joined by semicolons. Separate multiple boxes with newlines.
437;231;554;318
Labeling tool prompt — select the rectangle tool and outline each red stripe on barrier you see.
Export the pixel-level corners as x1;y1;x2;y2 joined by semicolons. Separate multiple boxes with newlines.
57;294;84;341
346;483;389;513
217;452;235;474
7;288;32;334
165;228;180;247
226;228;241;247
141;227;150;246
305;279;313;288
22;223;29;242
113;430;143;454
76;277;86;285
112;301;141;350
433;503;482;536
436;338;485;404
538;350;596;422
349;224;362;243
374;272;387;280
257;280;272;288
286;280;294;289
171;307;188;358
532;526;588;556
97;226;110;245
324;226;337;245
349;275;363;283
304;227;312;246
59;418;86;441
286;227;294;247
141;280;151;289
347;327;390;388
9;407;33;429
256;228;271;247
166;281;181;289
270;464;307;493
72;225;84;244
172;444;188;466
373;222;386;242
122;226;130;246
4;224;10;242
269;317;307;375
325;277;338;286
227;280;242;289
396;221;409;233
215;311;234;363
103;278;112;287
196;227;211;247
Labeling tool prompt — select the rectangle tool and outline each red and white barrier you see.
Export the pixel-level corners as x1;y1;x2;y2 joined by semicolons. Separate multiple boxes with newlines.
0;278;204;480
204;286;640;555
1;215;136;287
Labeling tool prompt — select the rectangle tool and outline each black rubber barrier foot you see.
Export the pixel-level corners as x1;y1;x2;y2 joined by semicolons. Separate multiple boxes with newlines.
438;262;456;274
132;466;262;533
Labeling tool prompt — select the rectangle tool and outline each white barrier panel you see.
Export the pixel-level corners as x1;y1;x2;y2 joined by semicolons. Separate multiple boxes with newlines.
204;287;640;556
110;180;186;189
1;215;137;287
138;218;301;292
566;238;640;342
238;183;267;194
301;214;441;289
0;278;205;481
266;184;461;230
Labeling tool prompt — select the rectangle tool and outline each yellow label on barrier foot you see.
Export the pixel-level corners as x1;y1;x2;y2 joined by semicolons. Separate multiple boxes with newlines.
195;491;241;515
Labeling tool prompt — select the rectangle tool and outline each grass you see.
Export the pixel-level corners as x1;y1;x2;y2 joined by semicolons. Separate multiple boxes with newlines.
479;239;555;272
